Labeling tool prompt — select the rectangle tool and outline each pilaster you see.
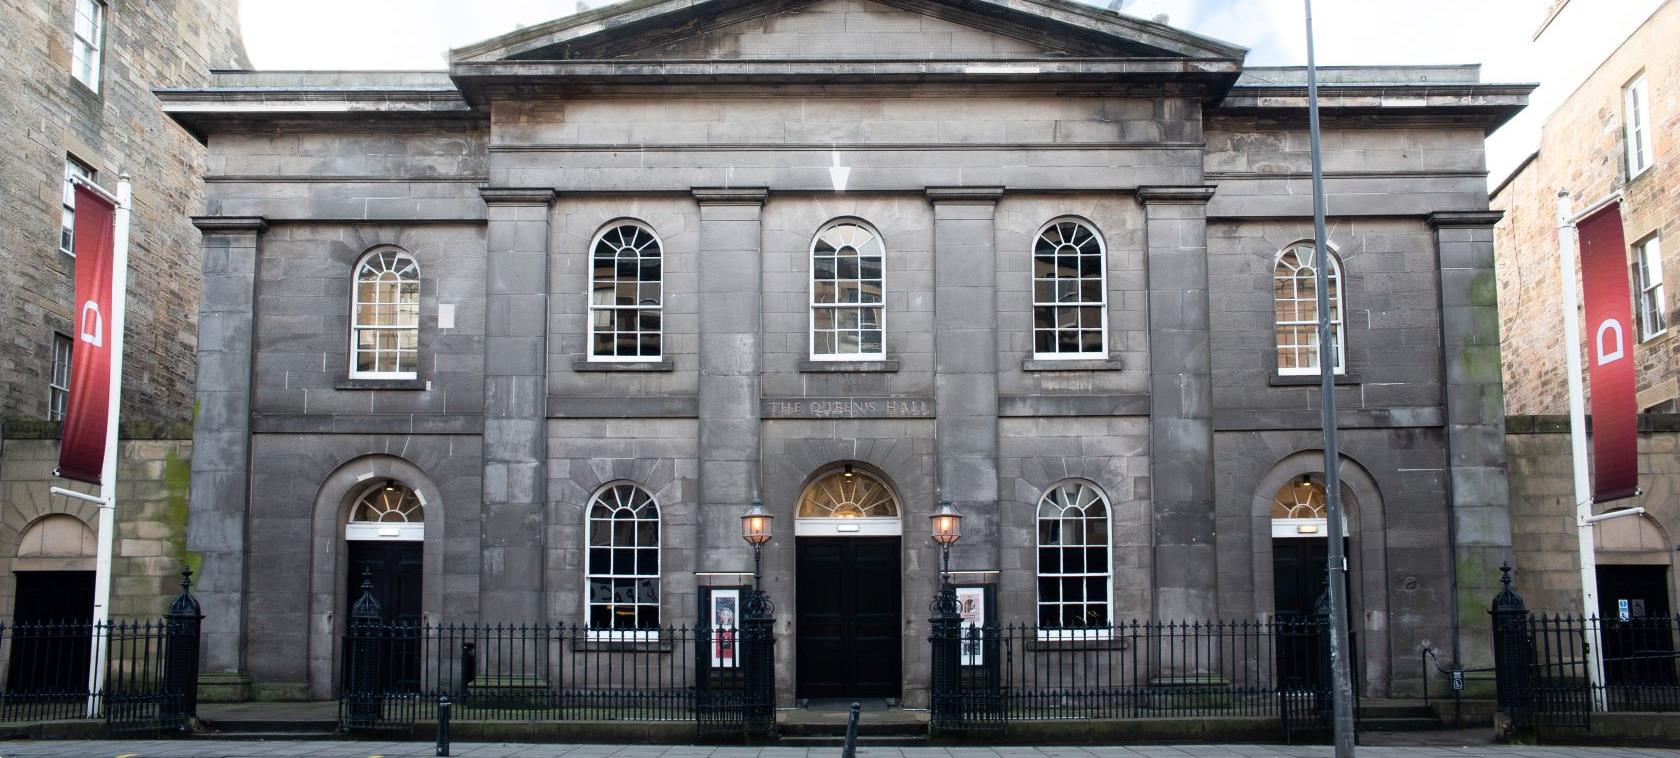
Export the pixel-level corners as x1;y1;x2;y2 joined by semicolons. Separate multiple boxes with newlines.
1428;210;1512;674
186;215;266;695
928;187;1003;572
479;187;556;623
1138;186;1218;622
693;188;769;568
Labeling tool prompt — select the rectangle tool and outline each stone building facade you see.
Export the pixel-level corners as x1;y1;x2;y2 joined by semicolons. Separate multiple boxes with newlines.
1492;0;1680;628
1493;0;1678;415
0;0;244;662
160;0;1528;704
0;0;249;425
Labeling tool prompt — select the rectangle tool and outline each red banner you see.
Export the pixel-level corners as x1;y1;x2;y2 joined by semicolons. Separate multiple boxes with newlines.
1579;203;1639;502
56;185;116;485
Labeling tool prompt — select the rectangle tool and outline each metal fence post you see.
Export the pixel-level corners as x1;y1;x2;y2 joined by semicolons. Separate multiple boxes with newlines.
1490;562;1531;714
345;568;384;728
742;588;776;739
162;567;203;731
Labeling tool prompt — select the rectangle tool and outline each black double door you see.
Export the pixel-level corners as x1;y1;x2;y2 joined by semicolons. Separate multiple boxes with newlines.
796;537;902;699
344;541;423;691
6;571;94;693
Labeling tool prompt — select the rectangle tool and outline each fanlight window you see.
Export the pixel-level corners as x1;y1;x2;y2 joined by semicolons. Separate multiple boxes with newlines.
352;249;420;378
797;468;899;519
1036;481;1111;630
587;483;661;630
810;222;886;360
351;483;424;523
590;222;663;360
1272;477;1329;520
1033;218;1108;357
1274;244;1344;375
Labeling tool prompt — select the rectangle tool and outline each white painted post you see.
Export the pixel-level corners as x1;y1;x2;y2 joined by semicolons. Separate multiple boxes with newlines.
84;174;131;718
1554;190;1608;711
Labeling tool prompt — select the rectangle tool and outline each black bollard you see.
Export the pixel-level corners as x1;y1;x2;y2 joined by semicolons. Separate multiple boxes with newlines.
436;693;451;757
842;701;861;758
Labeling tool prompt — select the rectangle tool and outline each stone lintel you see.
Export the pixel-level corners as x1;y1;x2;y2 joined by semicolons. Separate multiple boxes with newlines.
478;187;558;205
1136;185;1218;205
926;186;1005;204
191;216;268;233
1426;210;1505;229
691;187;768;206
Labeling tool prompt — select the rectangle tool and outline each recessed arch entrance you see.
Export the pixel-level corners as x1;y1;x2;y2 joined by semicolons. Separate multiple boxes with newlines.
307;455;443;699
794;463;902;699
7;515;97;694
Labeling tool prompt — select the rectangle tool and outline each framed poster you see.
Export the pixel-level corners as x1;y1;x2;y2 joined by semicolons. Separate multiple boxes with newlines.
707;588;741;668
956;586;986;666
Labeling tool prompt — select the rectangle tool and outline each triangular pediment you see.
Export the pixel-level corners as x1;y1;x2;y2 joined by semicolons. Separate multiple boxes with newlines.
451;0;1246;63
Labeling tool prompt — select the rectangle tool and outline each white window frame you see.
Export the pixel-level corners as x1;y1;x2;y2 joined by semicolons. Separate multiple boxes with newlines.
349;248;421;380
809;219;887;362
344;481;426;542
1635;235;1667;342
61;157;94;257
1274;243;1346;376
71;0;104;92
584;482;662;638
793;466;903;537
1032;217;1109;359
1625;74;1654;179
1034;480;1114;640
49;333;72;422
587;220;664;363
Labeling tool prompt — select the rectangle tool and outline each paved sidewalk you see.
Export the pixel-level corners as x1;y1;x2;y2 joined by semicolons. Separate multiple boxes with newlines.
2;743;1680;758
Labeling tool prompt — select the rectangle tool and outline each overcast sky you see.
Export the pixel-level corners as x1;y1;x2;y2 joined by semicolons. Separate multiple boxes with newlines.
239;0;1666;187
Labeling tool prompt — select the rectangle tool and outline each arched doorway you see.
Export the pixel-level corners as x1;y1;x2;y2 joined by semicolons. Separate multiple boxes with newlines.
343;480;424;689
8;515;96;693
794;464;902;700
1270;474;1348;686
1593;512;1676;693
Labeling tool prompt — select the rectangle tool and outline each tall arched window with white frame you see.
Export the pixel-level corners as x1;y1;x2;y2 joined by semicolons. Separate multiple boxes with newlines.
1273;243;1345;375
590;221;663;360
351;249;420;379
586;483;662;632
1036;480;1112;633
1033;218;1108;358
810;220;886;360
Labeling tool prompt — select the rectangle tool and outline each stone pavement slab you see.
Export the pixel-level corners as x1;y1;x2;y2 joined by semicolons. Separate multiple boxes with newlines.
0;744;1679;758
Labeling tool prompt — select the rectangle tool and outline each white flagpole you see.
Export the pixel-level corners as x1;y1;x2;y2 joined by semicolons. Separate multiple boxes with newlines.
82;174;131;718
1554;190;1608;710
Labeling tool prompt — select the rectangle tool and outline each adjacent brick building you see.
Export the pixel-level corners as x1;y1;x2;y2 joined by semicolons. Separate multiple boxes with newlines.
0;0;249;425
1494;0;1680;625
160;0;1527;705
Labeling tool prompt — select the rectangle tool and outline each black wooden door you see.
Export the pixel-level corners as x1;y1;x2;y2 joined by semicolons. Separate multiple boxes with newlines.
6;571;94;693
345;541;423;690
796;537;902;698
1274;538;1329;688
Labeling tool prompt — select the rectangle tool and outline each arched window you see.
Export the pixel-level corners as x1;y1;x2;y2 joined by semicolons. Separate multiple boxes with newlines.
1033;218;1107;357
590;222;663;360
1036;480;1111;630
586;483;661;630
345;480;425;541
1274;243;1344;375
810;221;885;360
351;249;420;379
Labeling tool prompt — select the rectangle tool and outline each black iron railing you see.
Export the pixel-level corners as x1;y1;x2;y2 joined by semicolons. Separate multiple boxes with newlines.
929;617;1333;736
339;621;773;735
0;570;202;734
1497;612;1680;728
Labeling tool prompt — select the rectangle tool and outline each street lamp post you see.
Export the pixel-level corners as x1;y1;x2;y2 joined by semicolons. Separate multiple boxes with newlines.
738;498;776;737
928;498;963;723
